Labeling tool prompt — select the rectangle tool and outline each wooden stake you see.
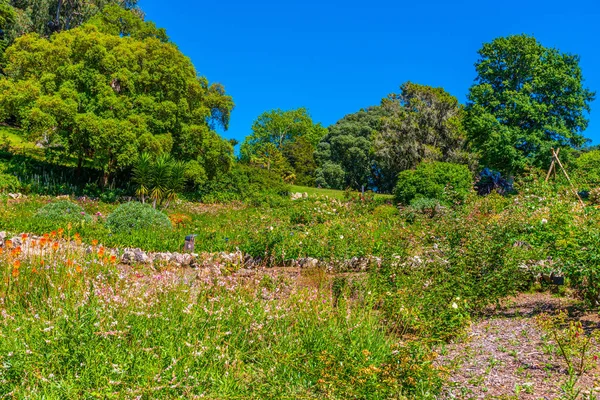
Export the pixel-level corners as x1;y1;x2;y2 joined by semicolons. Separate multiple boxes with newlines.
545;148;560;182
551;148;585;207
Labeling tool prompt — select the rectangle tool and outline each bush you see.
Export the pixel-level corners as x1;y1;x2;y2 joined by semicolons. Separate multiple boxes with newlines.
0;173;20;193
195;165;290;206
106;202;172;233
573;150;600;186
36;200;93;226
394;162;473;205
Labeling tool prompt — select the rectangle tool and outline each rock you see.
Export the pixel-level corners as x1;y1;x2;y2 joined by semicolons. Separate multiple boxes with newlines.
8;193;21;199
291;192;303;200
10;237;22;247
170;252;193;267
121;249;136;264
134;249;151;264
302;192;308;198
152;252;172;263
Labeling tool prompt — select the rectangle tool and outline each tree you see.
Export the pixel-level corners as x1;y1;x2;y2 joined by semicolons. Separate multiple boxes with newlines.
0;13;234;185
6;0;140;41
241;108;326;183
132;152;186;209
315;106;386;190
465;34;595;175
375;82;472;192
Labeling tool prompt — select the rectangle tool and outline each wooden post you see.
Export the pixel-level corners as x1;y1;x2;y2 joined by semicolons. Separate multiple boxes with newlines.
550;148;585;207
545;148;560;182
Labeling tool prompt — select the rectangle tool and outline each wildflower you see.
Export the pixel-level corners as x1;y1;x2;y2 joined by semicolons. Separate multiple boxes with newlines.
541;218;548;224
451;302;458;309
76;265;82;273
21;233;27;240
52;242;59;252
339;235;344;240
91;239;99;247
98;247;105;256
0;248;3;255
80;211;85;215
50;231;57;238
109;254;117;264
13;259;21;269
66;259;74;266
11;268;19;278
57;228;64;236
5;240;12;249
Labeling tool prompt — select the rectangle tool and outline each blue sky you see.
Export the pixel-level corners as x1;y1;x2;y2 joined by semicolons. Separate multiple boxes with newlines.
140;0;600;145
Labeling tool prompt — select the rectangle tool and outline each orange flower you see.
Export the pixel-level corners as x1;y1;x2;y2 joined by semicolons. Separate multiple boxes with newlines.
66;259;74;266
109;254;117;264
5;240;12;249
57;228;64;237
50;231;57;238
43;233;50;239
21;233;28;241
13;259;21;269
0;247;3;255
91;239;99;247
75;265;82;273
98;246;105;256
52;242;59;252
11;268;19;278
32;267;37;274
30;239;37;248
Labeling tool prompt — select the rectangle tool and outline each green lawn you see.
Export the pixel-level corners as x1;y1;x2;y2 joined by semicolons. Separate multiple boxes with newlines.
0;125;37;150
290;184;394;200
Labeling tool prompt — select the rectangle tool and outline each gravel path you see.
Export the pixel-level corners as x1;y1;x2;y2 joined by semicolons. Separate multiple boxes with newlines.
441;293;600;399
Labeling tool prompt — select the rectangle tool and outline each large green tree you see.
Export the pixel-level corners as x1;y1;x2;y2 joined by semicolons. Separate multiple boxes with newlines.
241;107;326;184
375;82;472;192
0;9;234;185
315;106;387;190
465;34;595;175
7;0;140;40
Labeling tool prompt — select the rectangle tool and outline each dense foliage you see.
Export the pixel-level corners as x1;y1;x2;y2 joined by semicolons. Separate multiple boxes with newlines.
240;108;326;184
0;8;233;185
105;201;171;233
35;199;92;226
466;34;595;175
394;161;473;205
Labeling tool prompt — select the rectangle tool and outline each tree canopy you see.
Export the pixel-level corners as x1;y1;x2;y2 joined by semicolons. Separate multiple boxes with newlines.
316;83;470;192
465;34;595;175
240;108;326;184
0;9;234;184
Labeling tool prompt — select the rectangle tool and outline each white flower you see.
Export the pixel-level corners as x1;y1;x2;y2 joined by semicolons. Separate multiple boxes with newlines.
541;218;548;224
269;226;274;231
340;235;344;239
451;302;458;309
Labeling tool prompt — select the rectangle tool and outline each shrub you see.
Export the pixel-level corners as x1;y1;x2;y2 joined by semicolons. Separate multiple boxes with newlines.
394;161;473;205
0;173;20;193
106;202;172;233
573;150;600;186
196;165;290;205
35;200;93;226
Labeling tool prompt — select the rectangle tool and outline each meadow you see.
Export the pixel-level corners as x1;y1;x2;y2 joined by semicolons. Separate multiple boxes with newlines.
3;174;600;398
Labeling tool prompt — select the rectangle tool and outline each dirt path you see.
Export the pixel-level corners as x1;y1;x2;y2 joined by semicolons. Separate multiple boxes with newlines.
440;292;600;399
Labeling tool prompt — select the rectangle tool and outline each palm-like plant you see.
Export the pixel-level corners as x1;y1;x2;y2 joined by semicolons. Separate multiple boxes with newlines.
149;153;172;209
132;152;152;204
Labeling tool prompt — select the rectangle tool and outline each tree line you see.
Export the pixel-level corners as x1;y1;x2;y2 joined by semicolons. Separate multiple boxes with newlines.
0;1;596;201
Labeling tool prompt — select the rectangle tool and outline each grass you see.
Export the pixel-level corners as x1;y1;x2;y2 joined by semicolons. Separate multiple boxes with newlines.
0;232;443;398
0;125;37;150
290;184;394;201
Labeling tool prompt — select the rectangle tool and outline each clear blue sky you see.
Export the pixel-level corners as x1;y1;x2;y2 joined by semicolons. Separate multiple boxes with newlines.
139;0;600;145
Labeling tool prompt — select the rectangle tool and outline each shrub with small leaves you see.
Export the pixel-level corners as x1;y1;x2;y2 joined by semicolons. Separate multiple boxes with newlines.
35;200;93;226
106;202;172;233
